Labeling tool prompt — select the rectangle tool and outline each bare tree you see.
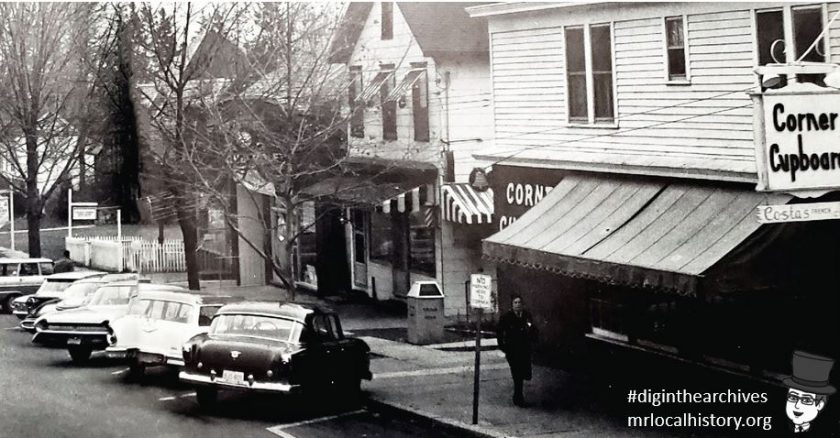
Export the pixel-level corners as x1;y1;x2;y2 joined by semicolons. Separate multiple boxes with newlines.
0;3;103;257
130;2;249;290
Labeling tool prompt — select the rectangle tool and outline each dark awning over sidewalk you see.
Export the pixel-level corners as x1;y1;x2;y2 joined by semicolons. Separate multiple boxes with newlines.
301;157;437;210
483;174;791;296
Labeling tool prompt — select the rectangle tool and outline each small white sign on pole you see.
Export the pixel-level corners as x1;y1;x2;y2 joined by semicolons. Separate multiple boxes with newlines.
0;197;9;228
757;201;840;223
72;207;97;221
469;274;493;310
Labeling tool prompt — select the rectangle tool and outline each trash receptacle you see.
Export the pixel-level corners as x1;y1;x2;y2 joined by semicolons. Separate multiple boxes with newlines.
406;281;445;345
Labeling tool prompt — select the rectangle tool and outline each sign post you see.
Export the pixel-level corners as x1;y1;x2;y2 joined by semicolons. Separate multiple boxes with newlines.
9;191;14;251
469;273;493;425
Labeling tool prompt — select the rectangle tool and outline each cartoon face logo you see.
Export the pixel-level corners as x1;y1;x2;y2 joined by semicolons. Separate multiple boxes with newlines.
782;351;836;433
786;389;825;426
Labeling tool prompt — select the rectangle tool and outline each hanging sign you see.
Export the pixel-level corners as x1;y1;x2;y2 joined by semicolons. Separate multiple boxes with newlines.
757;89;840;193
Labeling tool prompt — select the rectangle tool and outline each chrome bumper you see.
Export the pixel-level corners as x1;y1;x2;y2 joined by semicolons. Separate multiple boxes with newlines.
19;319;35;330
105;347;129;359
179;371;299;393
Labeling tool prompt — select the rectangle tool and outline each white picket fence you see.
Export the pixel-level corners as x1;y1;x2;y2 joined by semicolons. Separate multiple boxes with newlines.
66;236;186;273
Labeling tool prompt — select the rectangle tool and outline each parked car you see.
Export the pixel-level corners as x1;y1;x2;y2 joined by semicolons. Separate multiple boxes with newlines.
179;301;372;408
106;291;242;379
11;271;105;319
32;282;186;362
20;273;144;332
0;257;55;313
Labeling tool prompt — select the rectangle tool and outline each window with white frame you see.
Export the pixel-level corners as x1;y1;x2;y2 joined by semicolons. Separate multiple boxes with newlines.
564;23;615;125
756;5;826;86
664;16;688;82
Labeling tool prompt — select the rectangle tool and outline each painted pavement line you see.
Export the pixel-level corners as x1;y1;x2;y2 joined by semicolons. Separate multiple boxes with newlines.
3;327;20;330
374;362;508;379
266;409;366;436
111;368;129;375
158;392;197;401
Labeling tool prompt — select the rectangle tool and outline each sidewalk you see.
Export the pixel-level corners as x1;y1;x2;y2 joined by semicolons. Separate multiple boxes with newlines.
138;276;761;437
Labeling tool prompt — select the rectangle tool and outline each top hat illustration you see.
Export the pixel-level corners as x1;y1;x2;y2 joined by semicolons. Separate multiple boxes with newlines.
783;351;837;395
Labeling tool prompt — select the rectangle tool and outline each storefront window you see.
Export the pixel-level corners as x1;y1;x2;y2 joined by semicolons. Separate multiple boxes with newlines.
370;210;393;264
589;297;628;342
409;207;435;276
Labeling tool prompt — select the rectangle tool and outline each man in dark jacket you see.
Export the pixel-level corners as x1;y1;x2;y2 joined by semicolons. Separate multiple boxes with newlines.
54;250;74;273
497;294;536;406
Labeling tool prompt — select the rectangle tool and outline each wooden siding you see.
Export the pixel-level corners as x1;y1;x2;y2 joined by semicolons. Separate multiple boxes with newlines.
488;5;769;178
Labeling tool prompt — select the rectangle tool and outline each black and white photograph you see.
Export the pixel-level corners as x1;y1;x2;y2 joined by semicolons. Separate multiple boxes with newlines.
2;1;840;436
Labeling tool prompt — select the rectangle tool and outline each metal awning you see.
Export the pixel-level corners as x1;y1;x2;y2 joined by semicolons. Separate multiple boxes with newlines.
384;69;425;103
483;175;791;296
442;183;493;224
356;71;392;103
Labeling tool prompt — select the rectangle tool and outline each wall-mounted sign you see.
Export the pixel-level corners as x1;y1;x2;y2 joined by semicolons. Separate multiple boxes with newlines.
757;89;840;193
489;165;564;231
757;201;840;223
72;206;97;221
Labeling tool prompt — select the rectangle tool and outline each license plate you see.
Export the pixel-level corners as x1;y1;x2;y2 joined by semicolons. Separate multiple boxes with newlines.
67;338;82;345
221;370;245;386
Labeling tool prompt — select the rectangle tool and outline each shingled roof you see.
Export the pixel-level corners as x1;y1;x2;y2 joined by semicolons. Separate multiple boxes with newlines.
329;2;489;64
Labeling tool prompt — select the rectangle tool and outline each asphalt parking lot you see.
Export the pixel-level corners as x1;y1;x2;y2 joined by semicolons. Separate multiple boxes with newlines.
0;314;465;438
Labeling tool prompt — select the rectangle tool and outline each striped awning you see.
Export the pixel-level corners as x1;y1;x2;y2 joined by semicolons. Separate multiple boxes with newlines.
384;69;425;103
442;183;493;224
356;71;392;103
381;183;436;214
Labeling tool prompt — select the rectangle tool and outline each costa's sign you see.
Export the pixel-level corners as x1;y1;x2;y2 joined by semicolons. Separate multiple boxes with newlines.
758;89;840;193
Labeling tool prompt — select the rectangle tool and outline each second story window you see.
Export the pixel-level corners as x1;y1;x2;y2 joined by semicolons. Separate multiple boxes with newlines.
411;64;429;142
380;65;397;141
381;2;393;40
565;23;615;125
349;66;364;138
665;16;687;81
756;6;825;86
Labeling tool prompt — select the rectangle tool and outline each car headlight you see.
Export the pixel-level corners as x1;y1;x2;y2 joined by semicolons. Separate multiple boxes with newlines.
35;320;47;332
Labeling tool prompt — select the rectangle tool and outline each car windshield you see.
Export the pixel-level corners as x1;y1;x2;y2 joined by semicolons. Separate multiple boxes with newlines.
63;282;103;299
210;314;300;342
88;285;135;306
36;280;74;294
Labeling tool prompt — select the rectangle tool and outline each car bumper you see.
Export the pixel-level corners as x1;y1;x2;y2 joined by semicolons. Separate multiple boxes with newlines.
19;318;36;332
179;371;300;393
32;331;109;348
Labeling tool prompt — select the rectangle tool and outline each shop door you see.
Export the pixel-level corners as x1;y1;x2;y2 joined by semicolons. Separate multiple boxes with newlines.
392;211;410;297
351;209;368;289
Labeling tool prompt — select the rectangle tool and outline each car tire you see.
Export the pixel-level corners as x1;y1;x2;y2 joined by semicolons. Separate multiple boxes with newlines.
196;387;217;409
128;361;145;381
2;294;19;314
68;346;92;363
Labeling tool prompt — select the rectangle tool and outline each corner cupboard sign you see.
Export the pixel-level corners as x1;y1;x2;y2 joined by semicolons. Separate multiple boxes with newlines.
756;86;840;194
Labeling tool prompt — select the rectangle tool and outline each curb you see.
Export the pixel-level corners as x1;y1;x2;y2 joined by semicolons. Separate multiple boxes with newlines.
366;396;515;438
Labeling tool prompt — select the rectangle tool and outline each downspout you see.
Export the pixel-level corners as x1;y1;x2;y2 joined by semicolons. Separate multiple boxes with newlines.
438;70;451;308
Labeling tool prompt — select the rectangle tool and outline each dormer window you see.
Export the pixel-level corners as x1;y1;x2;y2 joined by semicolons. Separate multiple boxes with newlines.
381;2;393;40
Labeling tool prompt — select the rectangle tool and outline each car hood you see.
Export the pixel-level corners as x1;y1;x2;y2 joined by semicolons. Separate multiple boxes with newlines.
42;306;127;325
196;336;295;372
56;297;86;310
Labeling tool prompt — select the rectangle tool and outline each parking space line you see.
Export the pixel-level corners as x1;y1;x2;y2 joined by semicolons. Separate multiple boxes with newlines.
266;409;366;437
178;392;196;398
159;396;177;401
3;327;20;330
111;368;129;375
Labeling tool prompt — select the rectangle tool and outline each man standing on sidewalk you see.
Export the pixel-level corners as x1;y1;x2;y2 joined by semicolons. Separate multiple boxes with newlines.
497;294;536;407
54;250;74;273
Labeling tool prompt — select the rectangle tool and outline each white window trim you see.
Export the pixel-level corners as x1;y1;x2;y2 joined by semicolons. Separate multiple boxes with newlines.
563;22;618;128
662;15;691;85
752;4;827;67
